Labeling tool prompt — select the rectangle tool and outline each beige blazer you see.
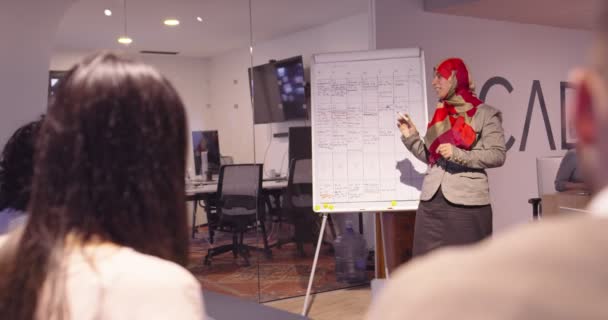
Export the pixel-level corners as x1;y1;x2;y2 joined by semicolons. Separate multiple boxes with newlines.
402;104;506;206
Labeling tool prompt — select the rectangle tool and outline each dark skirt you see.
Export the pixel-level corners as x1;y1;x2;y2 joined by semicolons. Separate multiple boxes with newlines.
412;188;492;257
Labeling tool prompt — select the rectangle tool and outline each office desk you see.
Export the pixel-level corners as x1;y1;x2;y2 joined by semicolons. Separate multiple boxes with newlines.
186;179;288;241
541;190;591;217
186;179;287;195
186;184;218;240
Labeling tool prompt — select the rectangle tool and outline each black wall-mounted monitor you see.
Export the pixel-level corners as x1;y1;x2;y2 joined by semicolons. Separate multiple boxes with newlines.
249;55;309;124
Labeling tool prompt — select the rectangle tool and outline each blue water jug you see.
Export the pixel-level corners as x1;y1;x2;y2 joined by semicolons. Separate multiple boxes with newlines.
333;220;368;283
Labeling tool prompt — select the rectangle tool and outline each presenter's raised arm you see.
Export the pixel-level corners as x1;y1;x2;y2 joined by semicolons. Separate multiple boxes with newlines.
398;114;428;163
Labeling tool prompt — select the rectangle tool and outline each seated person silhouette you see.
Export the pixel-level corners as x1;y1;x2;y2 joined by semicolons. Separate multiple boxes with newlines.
555;149;587;192
0;118;42;234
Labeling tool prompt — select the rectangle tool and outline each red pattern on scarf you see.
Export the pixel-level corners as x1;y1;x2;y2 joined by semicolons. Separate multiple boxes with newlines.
427;58;482;165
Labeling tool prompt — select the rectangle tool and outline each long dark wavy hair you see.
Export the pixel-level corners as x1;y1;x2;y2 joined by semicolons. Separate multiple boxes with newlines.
0;118;43;211
0;52;190;319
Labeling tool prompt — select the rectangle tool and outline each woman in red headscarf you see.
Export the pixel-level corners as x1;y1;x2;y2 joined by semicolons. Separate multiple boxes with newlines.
398;58;506;256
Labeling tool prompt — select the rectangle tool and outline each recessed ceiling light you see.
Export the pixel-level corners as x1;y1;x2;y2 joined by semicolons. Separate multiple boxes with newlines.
104;9;112;16
117;36;133;45
196;16;203;22
163;19;180;26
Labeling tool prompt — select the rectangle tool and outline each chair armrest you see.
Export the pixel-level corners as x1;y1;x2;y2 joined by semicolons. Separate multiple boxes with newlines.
528;197;542;220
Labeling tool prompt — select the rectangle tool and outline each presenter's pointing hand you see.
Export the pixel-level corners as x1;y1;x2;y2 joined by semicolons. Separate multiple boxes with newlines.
397;113;418;138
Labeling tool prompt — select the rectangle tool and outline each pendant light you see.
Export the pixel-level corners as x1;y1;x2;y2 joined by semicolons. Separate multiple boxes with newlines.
117;0;132;45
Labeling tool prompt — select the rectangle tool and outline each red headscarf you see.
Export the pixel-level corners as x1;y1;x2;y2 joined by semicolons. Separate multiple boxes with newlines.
425;58;482;165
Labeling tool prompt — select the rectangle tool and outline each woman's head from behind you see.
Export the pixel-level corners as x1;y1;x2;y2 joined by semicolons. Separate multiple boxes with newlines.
33;52;189;261
0;52;189;319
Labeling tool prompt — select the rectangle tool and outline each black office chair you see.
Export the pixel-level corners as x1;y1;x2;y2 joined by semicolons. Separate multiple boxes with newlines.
204;164;271;266
280;158;335;256
529;198;542;220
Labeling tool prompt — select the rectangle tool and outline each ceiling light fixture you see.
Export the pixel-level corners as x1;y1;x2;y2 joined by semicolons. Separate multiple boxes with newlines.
104;9;112;16
164;19;180;26
117;0;132;45
196;16;203;22
118;36;133;44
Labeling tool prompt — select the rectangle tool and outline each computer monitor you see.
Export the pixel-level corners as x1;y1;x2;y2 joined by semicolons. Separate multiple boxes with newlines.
275;56;308;121
48;70;67;107
289;126;311;163
192;130;221;176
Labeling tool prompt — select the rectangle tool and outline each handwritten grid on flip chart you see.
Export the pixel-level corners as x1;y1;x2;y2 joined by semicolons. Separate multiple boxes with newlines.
312;49;428;212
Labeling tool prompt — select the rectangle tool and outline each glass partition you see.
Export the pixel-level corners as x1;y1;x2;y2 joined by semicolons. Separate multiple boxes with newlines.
250;0;372;302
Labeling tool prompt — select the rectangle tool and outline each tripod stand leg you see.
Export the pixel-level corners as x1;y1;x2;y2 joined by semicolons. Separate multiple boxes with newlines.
301;213;328;316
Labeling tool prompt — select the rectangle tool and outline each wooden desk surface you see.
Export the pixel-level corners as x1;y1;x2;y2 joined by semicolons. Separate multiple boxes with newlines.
186;179;288;196
541;190;591;217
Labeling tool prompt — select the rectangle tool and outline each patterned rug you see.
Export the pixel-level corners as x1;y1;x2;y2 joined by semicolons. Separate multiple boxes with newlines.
187;225;369;303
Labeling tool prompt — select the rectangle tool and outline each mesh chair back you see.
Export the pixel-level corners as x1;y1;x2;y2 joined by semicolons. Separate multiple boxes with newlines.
218;164;262;216
287;158;312;208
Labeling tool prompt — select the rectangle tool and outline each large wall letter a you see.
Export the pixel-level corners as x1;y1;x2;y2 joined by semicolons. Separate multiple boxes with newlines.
520;80;556;151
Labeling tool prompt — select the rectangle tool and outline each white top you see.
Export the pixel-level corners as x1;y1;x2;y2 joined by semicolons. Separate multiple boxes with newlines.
0;235;206;320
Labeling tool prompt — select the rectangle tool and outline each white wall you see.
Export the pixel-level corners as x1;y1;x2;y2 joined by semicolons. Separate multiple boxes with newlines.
206;13;370;175
374;0;592;231
204;48;254;165
0;0;74;146
50;51;211;172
